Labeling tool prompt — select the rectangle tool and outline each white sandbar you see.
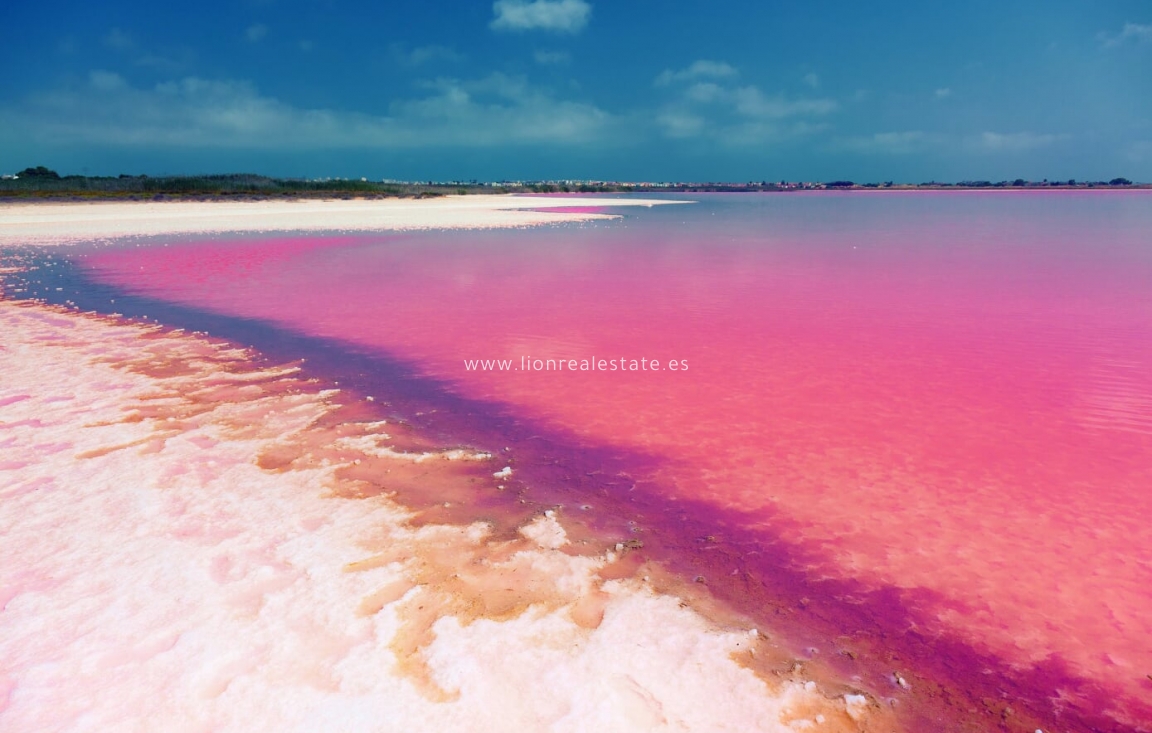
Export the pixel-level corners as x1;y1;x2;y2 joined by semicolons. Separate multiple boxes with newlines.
0;195;680;246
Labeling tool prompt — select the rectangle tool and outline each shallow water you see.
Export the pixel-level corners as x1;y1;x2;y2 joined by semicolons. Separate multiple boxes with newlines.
10;191;1152;730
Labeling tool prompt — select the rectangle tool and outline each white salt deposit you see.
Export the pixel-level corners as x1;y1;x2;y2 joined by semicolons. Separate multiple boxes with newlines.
0;300;870;731
519;511;569;550
0;196;682;247
843;694;869;722
331;437;492;464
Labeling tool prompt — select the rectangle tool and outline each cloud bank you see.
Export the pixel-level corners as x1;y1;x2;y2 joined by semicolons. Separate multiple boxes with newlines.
654;60;836;144
654;60;738;87
2;71;613;151
832;130;1066;155
1099;22;1152;47
491;0;591;33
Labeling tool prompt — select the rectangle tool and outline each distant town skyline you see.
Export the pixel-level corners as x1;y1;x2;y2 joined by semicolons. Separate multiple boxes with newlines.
3;1;1150;182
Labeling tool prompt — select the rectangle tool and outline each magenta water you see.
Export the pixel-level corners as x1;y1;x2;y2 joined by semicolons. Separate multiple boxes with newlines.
41;192;1152;729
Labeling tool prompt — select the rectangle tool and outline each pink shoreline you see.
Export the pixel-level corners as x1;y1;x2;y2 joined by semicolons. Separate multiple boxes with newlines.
0;298;874;732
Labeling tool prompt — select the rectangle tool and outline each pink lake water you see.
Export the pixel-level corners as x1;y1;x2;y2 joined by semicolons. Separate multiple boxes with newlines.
37;192;1152;729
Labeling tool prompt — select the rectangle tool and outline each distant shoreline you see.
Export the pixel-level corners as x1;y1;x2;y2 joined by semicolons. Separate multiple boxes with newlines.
1;168;1145;201
4;183;1147;206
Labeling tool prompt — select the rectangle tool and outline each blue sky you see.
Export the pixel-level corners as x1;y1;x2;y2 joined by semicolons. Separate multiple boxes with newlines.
2;0;1150;182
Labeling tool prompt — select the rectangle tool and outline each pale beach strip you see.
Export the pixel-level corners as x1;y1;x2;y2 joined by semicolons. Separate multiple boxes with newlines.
0;195;680;246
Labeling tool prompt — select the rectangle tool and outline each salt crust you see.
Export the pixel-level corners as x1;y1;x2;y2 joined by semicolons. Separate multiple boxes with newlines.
0;196;681;247
331;435;491;464
0;300;867;732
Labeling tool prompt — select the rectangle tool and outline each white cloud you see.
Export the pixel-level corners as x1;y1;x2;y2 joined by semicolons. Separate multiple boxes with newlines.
831;130;1066;156
803;72;820;89
4;71;614;151
245;24;268;43
731;86;837;118
934;87;952;99
101;28;188;72
1099;22;1152;47
88;70;128;92
135;53;185;72
534;49;570;65
655;60;738;86
491;0;591;33
683;82;723;103
972;131;1064;152
655;111;705;139
654;62;835;144
103;28;133;51
718;119;832;147
831;131;941;155
392;44;463;66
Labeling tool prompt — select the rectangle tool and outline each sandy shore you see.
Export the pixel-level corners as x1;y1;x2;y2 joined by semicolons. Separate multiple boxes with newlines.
0;195;678;246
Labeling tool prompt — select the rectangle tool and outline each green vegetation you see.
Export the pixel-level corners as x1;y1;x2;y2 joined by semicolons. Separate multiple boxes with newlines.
0;170;461;200
18;166;62;180
0;168;651;200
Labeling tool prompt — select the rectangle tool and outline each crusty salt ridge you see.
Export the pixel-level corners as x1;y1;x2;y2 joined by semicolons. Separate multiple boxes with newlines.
0;195;681;246
0;300;875;732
